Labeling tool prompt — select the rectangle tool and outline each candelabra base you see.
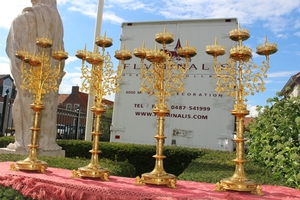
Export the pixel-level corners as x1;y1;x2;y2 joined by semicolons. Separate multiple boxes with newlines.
10;160;47;173
215;178;263;195
135;173;177;188
72;167;110;181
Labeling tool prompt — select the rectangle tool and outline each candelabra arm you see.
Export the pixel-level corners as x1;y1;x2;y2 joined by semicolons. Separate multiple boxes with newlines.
181;57;190;76
111;60;125;81
140;58;145;66
101;47;105;55
265;55;270;72
56;61;62;76
159;63;166;105
237;62;244;105
81;59;85;68
213;56;218;73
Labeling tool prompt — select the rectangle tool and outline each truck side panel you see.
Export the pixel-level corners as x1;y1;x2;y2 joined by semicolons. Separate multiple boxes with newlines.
111;19;237;151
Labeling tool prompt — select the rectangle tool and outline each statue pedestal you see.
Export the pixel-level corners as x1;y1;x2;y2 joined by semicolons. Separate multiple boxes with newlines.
0;148;65;157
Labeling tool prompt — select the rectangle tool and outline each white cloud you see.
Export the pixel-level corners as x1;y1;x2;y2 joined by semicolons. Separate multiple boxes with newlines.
0;57;11;75
104;93;116;101
65;56;78;65
294;19;300;29
59;67;116;101
247;104;264;117
2;0;300;35
0;56;9;63
275;33;288;39
103;12;125;24
107;0;300;31
0;62;11;75
68;3;97;18
267;71;298;78
37;0;299;34
0;2;31;29
59;71;83;93
0;1;98;29
57;0;72;4
294;32;300;37
264;79;273;84
247;105;258;117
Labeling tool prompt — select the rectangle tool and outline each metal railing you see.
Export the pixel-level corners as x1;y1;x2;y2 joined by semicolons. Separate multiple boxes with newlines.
0;104;112;140
56;107;112;141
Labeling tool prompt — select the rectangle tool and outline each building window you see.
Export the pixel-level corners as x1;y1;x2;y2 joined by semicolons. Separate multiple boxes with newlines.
74;104;80;111
66;103;72;110
2;78;13;97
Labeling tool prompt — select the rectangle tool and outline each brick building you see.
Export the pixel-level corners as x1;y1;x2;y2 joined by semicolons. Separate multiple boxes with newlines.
58;85;114;112
0;74;16;135
0;74;16;101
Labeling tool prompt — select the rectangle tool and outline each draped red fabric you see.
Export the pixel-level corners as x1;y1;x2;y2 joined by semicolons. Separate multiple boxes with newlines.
0;162;299;200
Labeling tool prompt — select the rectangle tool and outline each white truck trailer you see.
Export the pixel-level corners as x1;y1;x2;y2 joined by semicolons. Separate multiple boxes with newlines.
110;18;238;151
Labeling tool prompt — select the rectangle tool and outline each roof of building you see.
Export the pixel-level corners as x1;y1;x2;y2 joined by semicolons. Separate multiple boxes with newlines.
279;72;300;96
244;117;256;126
58;86;114;108
77;92;88;108
57;94;69;105
0;74;13;81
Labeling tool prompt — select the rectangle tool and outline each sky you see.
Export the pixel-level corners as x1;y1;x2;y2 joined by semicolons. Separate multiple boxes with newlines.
0;0;299;117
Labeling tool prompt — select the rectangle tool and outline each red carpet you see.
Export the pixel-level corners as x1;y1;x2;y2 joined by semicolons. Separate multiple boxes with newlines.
0;162;299;200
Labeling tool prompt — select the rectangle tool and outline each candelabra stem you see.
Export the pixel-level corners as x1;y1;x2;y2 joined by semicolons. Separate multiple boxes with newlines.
10;103;47;173
238;62;244;105
214;103;263;195
152;108;167;174
135;105;176;188
72;105;110;181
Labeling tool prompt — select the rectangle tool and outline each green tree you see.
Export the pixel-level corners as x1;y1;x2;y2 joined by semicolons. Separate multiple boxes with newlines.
245;94;300;189
102;105;113;119
100;105;113;141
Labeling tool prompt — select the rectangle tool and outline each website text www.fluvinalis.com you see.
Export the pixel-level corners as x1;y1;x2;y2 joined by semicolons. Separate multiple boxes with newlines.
135;112;208;120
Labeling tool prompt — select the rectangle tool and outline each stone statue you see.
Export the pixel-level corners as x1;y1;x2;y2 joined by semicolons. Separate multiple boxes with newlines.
5;0;65;153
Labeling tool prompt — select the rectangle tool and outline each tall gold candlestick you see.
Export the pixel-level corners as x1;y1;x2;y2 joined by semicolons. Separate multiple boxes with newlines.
206;23;277;195
10;36;68;173
72;33;132;180
134;28;197;188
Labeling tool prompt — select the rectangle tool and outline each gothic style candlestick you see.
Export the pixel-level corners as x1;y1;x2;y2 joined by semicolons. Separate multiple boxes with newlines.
134;28;196;188
10;36;68;173
72;32;132;180
206;24;277;195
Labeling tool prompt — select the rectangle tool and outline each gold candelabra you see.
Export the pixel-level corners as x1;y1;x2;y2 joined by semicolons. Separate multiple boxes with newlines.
10;36;68;173
134;28;197;188
206;24;277;195
71;32;132;180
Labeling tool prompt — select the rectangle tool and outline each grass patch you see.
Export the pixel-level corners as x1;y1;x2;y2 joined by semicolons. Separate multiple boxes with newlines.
0;154;135;178
178;150;286;186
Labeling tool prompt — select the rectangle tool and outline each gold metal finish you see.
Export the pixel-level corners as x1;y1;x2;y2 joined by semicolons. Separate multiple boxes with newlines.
134;28;197;188
155;27;174;45
72;32;132;180
10;36;68;173
206;23;277;195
